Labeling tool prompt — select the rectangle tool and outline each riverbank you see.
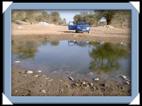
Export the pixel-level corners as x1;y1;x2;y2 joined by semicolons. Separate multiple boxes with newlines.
12;66;131;96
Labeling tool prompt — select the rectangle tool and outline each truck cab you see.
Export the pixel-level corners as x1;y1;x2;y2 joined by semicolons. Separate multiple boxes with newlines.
68;21;91;33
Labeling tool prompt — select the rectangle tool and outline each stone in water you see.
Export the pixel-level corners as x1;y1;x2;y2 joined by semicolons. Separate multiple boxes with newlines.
26;70;33;74
94;77;99;81
15;60;20;63
120;75;127;80
38;70;42;73
68;76;74;81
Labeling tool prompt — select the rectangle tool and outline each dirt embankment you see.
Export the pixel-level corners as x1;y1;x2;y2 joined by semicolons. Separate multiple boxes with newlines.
12;23;130;43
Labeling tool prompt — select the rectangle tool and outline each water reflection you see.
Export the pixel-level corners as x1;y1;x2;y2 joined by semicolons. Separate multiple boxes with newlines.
12;39;130;76
89;42;128;72
50;41;59;46
68;40;88;47
13;41;37;59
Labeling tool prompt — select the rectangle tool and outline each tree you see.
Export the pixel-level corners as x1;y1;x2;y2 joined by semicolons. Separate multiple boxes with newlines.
49;12;61;24
73;14;83;23
95;10;115;25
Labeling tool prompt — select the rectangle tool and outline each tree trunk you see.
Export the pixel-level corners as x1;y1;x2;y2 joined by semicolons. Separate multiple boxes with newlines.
107;19;111;25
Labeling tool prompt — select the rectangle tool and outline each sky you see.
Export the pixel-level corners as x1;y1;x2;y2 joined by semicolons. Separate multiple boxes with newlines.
48;10;94;24
59;11;81;23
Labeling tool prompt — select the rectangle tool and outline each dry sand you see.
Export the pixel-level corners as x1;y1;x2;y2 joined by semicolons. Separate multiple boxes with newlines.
12;23;130;43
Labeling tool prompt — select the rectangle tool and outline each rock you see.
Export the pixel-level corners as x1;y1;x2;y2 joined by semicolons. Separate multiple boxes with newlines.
82;81;86;85
26;70;33;74
120;75;128;80
23;74;27;77
86;41;90;44
120;42;123;45
34;75;39;77
59;88;64;93
38;70;42;73
17;26;23;29
68;76;74;81
100;41;104;45
41;89;46;93
81;81;90;88
120;41;127;46
48;79;53;82
15;60;20;63
93;77;99;81
71;82;79;87
88;72;94;76
45;77;49;80
42;75;47;78
89;82;94;87
86;84;89;88
52;71;57;73
65;83;70;88
93;86;96;90
100;83;105;87
125;81;130;85
75;83;79;87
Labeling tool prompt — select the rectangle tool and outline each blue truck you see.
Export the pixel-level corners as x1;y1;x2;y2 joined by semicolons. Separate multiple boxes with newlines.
68;21;91;33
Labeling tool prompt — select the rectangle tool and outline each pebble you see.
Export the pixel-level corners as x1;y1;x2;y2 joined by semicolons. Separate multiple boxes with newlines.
38;70;42;73
86;84;89;88
68;76;74;81
100;41;105;45
90;82;94;87
53;71;57;73
120;41;127;46
23;74;27;77
86;41;90;44
71;82;78;87
15;60;20;63
125;81;130;85
100;83;105;87
93;77;99;81
17;26;23;29
65;83;70;88
34;75;39;77
42;75;47;77
120;75;130;81
48;79;53;82
120;41;124;45
75;83;79;87
60;88;64;93
45;77;49;80
82;81;86;85
88;72;94;76
26;70;33;74
41;89;46;93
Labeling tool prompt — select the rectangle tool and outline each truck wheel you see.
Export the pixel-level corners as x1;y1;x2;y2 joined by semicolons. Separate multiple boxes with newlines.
75;30;78;33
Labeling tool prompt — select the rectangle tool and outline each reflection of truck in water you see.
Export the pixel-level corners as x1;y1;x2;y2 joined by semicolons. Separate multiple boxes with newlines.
68;21;91;33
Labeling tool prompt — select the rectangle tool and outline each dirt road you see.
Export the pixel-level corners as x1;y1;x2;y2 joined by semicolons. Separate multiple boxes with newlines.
12;23;130;43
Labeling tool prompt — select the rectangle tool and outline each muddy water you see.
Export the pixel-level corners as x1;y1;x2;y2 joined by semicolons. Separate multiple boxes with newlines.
12;40;131;81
